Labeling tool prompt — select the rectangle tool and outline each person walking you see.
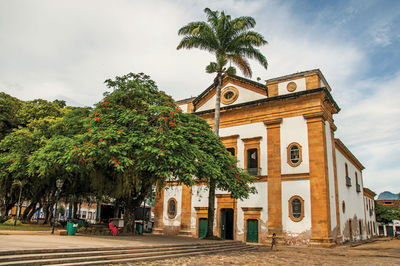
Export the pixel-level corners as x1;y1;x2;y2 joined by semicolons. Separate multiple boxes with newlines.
271;233;277;250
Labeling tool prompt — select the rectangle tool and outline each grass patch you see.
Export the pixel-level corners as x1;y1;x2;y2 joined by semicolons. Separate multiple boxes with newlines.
0;223;51;231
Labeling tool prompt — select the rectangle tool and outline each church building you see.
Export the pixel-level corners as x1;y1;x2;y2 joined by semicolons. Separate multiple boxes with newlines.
153;69;375;246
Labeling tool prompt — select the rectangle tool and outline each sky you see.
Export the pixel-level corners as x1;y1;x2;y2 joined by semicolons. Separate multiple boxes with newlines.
0;0;399;196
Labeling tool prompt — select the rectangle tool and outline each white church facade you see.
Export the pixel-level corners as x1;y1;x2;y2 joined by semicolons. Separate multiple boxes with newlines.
153;69;377;246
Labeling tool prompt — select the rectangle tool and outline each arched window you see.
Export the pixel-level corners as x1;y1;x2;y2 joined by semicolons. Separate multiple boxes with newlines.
288;195;304;222
287;142;302;167
167;198;177;219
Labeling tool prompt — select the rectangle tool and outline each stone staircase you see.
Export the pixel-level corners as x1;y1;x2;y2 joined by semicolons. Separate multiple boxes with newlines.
0;241;255;265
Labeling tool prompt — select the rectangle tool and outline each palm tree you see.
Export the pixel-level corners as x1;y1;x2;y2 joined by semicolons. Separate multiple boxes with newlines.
177;8;268;238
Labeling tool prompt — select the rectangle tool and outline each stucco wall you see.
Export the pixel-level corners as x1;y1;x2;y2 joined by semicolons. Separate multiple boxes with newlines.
281;180;312;235
220;122;267;175
278;77;306;96
280;116;309;174
163;185;182;227
236;182;268;236
336;149;365;241
178;103;188;113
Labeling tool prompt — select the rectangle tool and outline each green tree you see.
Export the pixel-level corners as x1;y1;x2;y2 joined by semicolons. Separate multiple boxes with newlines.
177;8;268;237
375;202;400;224
79;73;255;233
0;97;69;219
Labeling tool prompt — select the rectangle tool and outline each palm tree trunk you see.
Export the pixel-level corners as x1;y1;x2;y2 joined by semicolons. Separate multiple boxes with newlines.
206;73;223;238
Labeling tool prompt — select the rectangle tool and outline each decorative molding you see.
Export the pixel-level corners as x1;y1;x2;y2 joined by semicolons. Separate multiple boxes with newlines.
221;86;239;105
220;134;240;141
281;173;309;181
264;118;282;127
287;82;297;92
241;136;262;143
242;207;263;212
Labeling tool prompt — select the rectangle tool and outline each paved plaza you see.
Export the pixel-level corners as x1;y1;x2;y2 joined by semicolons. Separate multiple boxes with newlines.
124;239;400;266
0;231;399;265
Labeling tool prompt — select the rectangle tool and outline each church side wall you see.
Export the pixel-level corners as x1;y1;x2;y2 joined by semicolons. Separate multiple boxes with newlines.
336;150;365;242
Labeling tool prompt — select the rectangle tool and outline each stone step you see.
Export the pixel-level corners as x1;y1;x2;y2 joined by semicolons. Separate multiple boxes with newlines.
0;242;244;263
0;241;242;256
49;245;256;266
0;241;253;266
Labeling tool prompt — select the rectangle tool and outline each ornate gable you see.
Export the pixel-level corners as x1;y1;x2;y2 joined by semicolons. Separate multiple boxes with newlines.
193;75;268;112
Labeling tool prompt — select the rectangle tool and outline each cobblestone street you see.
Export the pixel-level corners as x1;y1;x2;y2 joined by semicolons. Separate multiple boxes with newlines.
124;239;400;265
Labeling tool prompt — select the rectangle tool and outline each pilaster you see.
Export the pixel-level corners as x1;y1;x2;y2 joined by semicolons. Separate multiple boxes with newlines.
152;184;165;234
304;112;334;246
178;184;192;236
264;118;282;235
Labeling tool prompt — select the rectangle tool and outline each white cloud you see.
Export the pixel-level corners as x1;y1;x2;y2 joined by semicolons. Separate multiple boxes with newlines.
0;0;398;194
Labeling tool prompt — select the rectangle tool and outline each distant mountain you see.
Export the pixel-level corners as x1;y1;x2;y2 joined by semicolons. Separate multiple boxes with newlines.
377;191;399;200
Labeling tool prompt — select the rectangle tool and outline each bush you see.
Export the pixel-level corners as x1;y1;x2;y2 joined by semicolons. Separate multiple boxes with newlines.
0;216;9;224
3;218;22;225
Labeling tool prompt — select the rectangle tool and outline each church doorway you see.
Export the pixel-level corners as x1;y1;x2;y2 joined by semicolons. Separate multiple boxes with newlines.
220;208;234;240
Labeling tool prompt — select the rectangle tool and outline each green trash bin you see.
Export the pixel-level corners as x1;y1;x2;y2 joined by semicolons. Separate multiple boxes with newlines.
135;222;143;235
67;221;78;235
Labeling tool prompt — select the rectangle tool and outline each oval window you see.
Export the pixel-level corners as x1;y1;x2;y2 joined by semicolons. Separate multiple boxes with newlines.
290;145;300;164
291;198;302;218
289;195;304;222
167;198;177;219
287;142;302;167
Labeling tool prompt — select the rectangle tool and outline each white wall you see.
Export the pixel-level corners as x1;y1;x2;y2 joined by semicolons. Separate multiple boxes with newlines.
364;196;377;237
280;116;309;174
325;122;337;232
237;182;268;235
220;122;267;175
278;78;306;96
191;185;211;231
281;180;312;234
163;186;182;226
196;82;267;112
336;149;365;241
178;103;188;113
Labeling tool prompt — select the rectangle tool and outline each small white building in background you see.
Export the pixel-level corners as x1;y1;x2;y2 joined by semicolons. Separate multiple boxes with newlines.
378;220;400;237
153;69;376;246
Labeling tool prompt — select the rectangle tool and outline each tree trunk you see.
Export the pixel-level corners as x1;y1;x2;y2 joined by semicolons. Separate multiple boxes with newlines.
123;198;136;235
206;73;223;238
73;201;78;219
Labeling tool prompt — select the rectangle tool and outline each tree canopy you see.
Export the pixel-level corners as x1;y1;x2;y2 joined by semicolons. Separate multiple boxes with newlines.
0;73;256;233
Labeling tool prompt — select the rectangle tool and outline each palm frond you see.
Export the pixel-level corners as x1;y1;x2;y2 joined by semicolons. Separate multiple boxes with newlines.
177;36;218;51
235;47;268;70
204;8;219;28
206;62;218;74
227;54;252;77
226;66;236;76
